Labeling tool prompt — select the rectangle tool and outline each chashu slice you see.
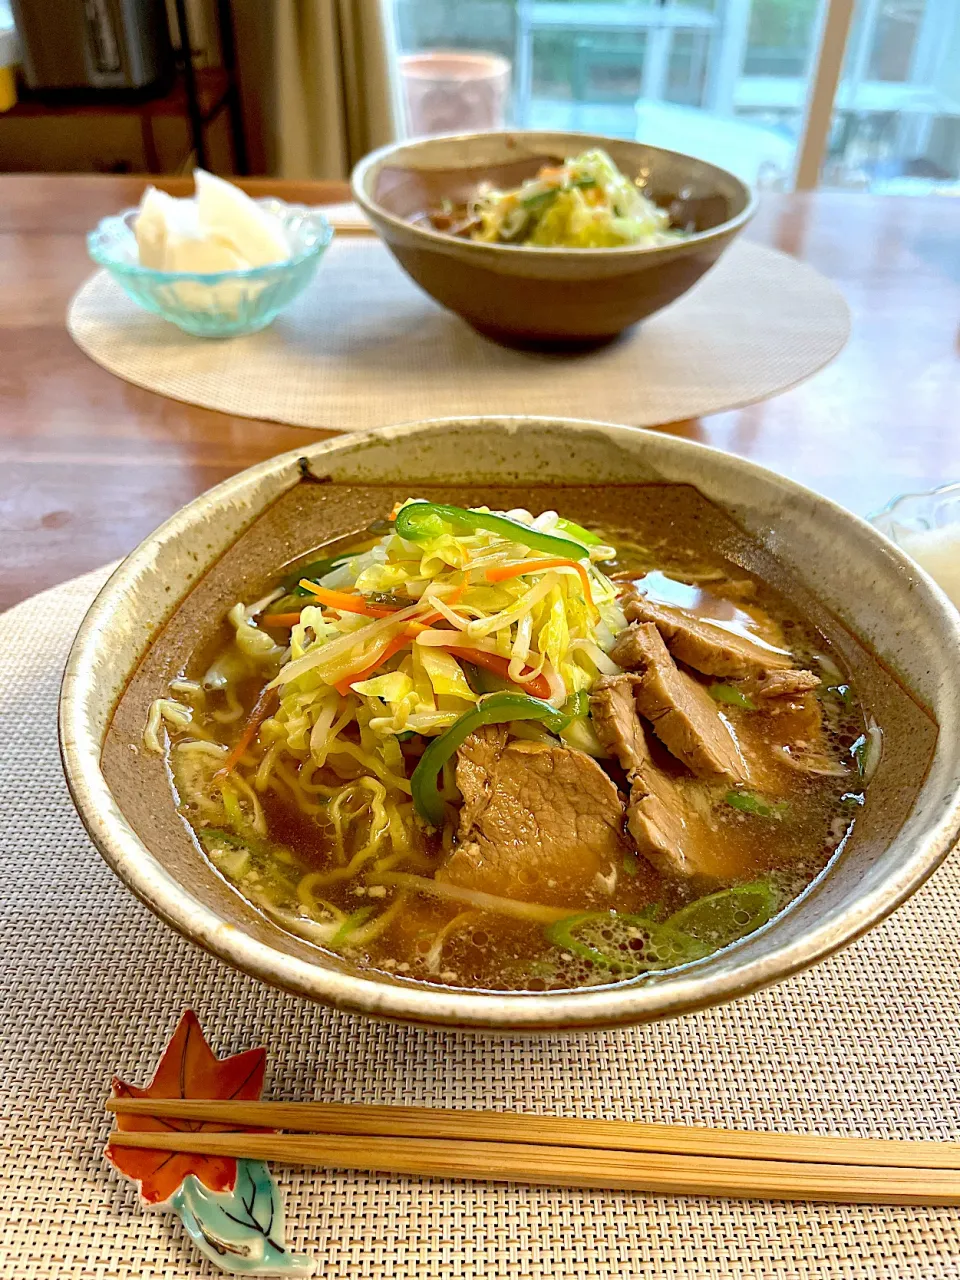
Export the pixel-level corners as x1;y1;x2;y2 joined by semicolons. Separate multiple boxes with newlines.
622;591;798;679
591;674;720;880
610;623;749;783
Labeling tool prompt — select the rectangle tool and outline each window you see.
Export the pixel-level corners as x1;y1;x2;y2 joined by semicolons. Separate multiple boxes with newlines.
392;0;960;192
822;0;960;191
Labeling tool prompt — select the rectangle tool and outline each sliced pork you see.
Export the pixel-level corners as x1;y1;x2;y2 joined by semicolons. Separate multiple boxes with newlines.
591;674;733;880
610;623;749;783
622;592;796;678
438;726;628;906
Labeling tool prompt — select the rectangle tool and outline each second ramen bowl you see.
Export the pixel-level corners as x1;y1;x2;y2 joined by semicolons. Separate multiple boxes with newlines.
351;130;756;345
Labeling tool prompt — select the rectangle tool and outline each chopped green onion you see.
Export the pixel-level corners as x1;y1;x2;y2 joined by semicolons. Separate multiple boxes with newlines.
395;502;589;559
725;790;787;818
410;691;571;827
199;826;296;862
621;852;639;878
220;784;244;829
331;905;376;947
198;826;249;850
709;684;757;710
658;879;781;947
544;912;615;967
829;683;854;706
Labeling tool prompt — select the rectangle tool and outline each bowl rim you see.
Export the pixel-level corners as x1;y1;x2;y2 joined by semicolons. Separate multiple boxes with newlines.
351;128;758;260
398;51;512;78
59;417;960;1030
87;200;335;283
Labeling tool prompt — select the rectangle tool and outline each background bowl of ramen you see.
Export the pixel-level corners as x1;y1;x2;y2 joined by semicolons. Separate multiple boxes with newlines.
60;418;960;1031
350;130;756;346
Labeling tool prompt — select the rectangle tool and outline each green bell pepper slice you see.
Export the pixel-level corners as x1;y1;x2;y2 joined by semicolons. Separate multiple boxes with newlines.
561;690;590;719
660;878;780;944
394;502;589;559
410;691;571;827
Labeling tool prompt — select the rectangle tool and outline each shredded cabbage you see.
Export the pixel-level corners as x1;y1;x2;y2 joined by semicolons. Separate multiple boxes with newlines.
468;149;682;249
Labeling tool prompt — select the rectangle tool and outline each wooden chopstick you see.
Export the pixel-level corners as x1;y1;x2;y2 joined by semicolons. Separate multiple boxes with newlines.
106;1099;960;1171
325;223;375;236
105;1129;960;1205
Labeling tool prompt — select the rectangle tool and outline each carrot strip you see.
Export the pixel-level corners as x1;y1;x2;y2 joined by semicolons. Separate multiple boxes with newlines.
216;686;278;777
335;610;446;694
334;633;411;696
447;647;552;700
260;611;302;627
300;576;466;624
298;583;399;618
485;557;595;609
440;577;467;606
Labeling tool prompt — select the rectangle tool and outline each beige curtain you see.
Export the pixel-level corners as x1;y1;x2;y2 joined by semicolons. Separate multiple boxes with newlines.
272;0;401;180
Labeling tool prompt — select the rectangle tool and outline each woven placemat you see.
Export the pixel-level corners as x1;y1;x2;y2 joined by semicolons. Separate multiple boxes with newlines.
4;566;959;1280
66;238;849;432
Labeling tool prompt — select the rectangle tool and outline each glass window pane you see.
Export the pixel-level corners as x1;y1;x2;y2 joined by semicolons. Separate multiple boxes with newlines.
392;1;828;190
867;1;924;82
744;0;821;77
822;0;960;191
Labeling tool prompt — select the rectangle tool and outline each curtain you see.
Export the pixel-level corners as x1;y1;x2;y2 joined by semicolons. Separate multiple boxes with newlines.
271;0;401;180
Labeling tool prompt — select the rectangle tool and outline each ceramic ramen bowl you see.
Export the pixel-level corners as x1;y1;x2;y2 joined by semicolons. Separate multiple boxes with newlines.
350;130;756;345
59;418;960;1031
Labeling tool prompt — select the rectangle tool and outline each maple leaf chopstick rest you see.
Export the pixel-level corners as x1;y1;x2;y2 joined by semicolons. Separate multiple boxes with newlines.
106;1009;314;1276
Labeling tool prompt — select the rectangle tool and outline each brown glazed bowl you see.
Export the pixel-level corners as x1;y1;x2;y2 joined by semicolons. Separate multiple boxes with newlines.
351;130;756;345
60;418;960;1032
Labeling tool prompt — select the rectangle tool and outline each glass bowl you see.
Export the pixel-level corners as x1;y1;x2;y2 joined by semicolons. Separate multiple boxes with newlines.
870;481;960;608
87;199;334;338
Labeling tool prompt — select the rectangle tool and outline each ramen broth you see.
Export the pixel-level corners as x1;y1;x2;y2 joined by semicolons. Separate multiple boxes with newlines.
155;511;871;993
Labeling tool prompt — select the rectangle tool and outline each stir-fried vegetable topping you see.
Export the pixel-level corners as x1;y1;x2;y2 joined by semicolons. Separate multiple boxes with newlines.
153;497;624;840
463;149;683;249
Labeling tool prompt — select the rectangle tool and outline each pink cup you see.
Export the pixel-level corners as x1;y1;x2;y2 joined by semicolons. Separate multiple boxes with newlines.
400;52;511;137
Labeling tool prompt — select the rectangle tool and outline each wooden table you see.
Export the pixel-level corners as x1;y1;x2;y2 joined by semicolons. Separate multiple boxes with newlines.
1;174;958;613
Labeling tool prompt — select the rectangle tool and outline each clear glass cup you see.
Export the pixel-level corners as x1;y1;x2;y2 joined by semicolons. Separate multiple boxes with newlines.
870;482;960;608
87;200;334;338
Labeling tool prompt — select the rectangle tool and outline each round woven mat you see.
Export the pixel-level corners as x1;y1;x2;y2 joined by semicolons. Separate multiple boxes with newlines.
4;566;959;1279
67;238;849;431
